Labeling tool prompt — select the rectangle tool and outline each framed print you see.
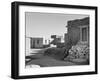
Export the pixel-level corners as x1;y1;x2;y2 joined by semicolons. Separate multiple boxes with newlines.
11;1;98;79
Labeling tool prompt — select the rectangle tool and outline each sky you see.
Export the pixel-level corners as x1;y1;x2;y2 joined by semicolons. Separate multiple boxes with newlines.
25;12;89;39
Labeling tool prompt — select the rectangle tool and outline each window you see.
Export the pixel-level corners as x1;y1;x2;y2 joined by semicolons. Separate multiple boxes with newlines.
45;40;47;44
30;38;35;48
80;25;89;43
82;28;87;41
37;40;40;44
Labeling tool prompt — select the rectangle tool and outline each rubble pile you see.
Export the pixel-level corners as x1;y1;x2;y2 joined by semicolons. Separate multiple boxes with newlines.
64;45;89;61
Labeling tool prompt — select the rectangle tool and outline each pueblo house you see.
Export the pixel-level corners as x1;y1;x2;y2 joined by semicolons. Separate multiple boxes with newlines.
30;38;43;48
65;17;89;50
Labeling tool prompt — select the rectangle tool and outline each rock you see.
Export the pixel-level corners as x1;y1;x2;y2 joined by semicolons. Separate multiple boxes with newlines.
64;45;89;61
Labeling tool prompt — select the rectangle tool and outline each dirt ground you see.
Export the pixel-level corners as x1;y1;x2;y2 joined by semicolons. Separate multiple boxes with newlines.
26;55;76;67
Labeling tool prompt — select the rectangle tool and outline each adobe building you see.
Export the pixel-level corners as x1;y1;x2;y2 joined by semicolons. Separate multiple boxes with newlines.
50;35;65;48
65;17;89;49
25;37;43;56
30;38;43;48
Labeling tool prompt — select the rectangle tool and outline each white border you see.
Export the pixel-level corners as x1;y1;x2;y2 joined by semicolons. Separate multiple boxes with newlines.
19;5;95;76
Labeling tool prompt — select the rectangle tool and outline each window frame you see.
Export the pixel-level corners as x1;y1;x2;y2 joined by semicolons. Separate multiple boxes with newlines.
79;25;89;43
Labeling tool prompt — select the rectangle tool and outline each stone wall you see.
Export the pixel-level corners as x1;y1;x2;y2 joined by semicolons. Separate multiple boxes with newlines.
65;17;89;47
64;17;90;60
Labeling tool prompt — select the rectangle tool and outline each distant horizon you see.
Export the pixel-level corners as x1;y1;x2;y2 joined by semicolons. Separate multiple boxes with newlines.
26;12;89;39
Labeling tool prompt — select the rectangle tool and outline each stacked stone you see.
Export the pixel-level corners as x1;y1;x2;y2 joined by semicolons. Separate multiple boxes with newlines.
64;45;89;61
